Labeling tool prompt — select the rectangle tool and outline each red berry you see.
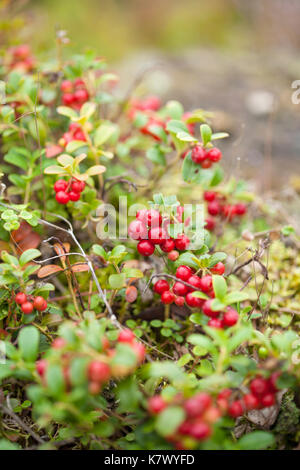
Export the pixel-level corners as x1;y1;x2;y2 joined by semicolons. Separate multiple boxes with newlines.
13;44;30;59
205;218;216;231
204;191;216;202
74;88;89;103
148;227;167;245
153;280;170;295
161;290;175;304
187;275;202;292
74;78;85;88
261;393;275;408
243;393;259;410
200;275;213;293
235;203;247;216
223;308;239;327
191;145;206;164
54;179;68;192
21;302;33;315
250;377;269;397
73;130;86;141
69;191;81;202
168;250;179;261
175;234;190;251
71;180;85;193
128;220;148;240
88;361;111;383
33;296;47;312
15;292;27;304
148;395;166;414
62;93;74;106
173;281;188;296
202;299;220;318
189;421;211;440
206;147;222;162
175;296;185;307
222;204;236;220
52;337;66;349
268;372;280;393
210;262;225;275
118;329;135;343
208;201;221;216
55;191;70;205
137;240;155;256
36;359;47;377
201;159;213;168
145;209;162;228
184;393;212;418
178;420;193;435
125;285;138;303
60;80;73;93
208;318;223;329
218;389;232;400
185;292;204;308
160;238;175;253
228;400;244;417
176;265;193;282
131;341;146;363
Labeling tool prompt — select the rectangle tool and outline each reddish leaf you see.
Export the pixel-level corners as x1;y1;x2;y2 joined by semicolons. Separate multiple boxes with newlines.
70;263;89;273
53;242;70;262
45;145;63;158
37;264;64;278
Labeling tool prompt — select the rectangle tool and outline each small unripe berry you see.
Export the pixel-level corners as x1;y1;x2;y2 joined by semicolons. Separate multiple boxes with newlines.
137;240;155;256
15;292;27;304
153;280;170;294
21;301;34;314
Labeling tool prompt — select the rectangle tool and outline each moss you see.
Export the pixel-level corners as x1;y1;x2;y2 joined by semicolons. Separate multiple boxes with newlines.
274;392;300;446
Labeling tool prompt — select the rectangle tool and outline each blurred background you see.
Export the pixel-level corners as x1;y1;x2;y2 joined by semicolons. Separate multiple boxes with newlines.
1;0;300;189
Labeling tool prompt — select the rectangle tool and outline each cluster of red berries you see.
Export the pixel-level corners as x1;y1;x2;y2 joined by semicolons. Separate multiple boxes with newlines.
148;392;221;449
128;96;167;141
15;292;47;315
128;208;190;258
182;145;222;170
219;373;280;418
36;328;145;395
8;44;35;73
60;79;89;110
58;122;87;148
54;178;85;205
153;264;239;328
204;191;247;231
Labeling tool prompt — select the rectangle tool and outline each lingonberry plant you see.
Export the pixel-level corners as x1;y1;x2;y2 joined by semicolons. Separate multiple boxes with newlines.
0;36;299;452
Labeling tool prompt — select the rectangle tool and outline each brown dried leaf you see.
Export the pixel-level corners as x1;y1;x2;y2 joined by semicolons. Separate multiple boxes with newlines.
53;242;70;262
38;264;64;278
70;263;89;273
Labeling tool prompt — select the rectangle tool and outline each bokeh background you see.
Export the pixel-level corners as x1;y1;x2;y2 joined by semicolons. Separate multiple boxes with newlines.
2;0;300;189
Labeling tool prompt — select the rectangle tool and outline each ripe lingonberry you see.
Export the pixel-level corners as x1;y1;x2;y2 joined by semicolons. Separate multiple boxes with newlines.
208;318;223;328
235;203;247;216
222;308;239;327
54;179;68;192
191;145;206;164
61;80;73;93
199;275;213;293
204;191;216;202
189;421;211;440
56;191;70;205
201;159;212;168
228;400;244;417
88;361;111;383
210;262;225;275
69;191;81;202
176;265;193;282
74;88;89;103
168;250;179;261
51;337;66;349
175;234;190;251
36;359;47;377
261;393;275;408
268;372;280;392
208;201;221;216
243;393;259;410
137;240;155;256
128;220;148;240
33;296;47;312
15;292;27;304
175;296;185;307
222;205;236;220
202;299;220;318
118;329;135;343
131;341;146;363
62;93;74;106
148;395;167;414
187;275;202;291
21;301;34;314
185;292;204;308
161;290;175;304
250;377;269;397
145;209;162;227
153;280;170;294
205;218;215;231
184;393;212;418
206;147;222;162
172;281;188;296
148;227;167;245
71;180;85;193
160;238;175;253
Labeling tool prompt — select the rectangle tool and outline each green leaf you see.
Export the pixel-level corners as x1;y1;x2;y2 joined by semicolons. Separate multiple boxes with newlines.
109;273;126;289
146;146;166;166
238;431;275;450
191;291;209;299
224;291;249;305
45;364;65;397
19;248;41;266
95;123;116;146
211;132;229;141
212;275;227;300
166;120;188;134
187;334;214;352
207;252;227;268
281;225;295;236
155;406;185;437
123;268;143;279
92;244;107;259
200;124;212;146
18;326;40;362
57;106;78;119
